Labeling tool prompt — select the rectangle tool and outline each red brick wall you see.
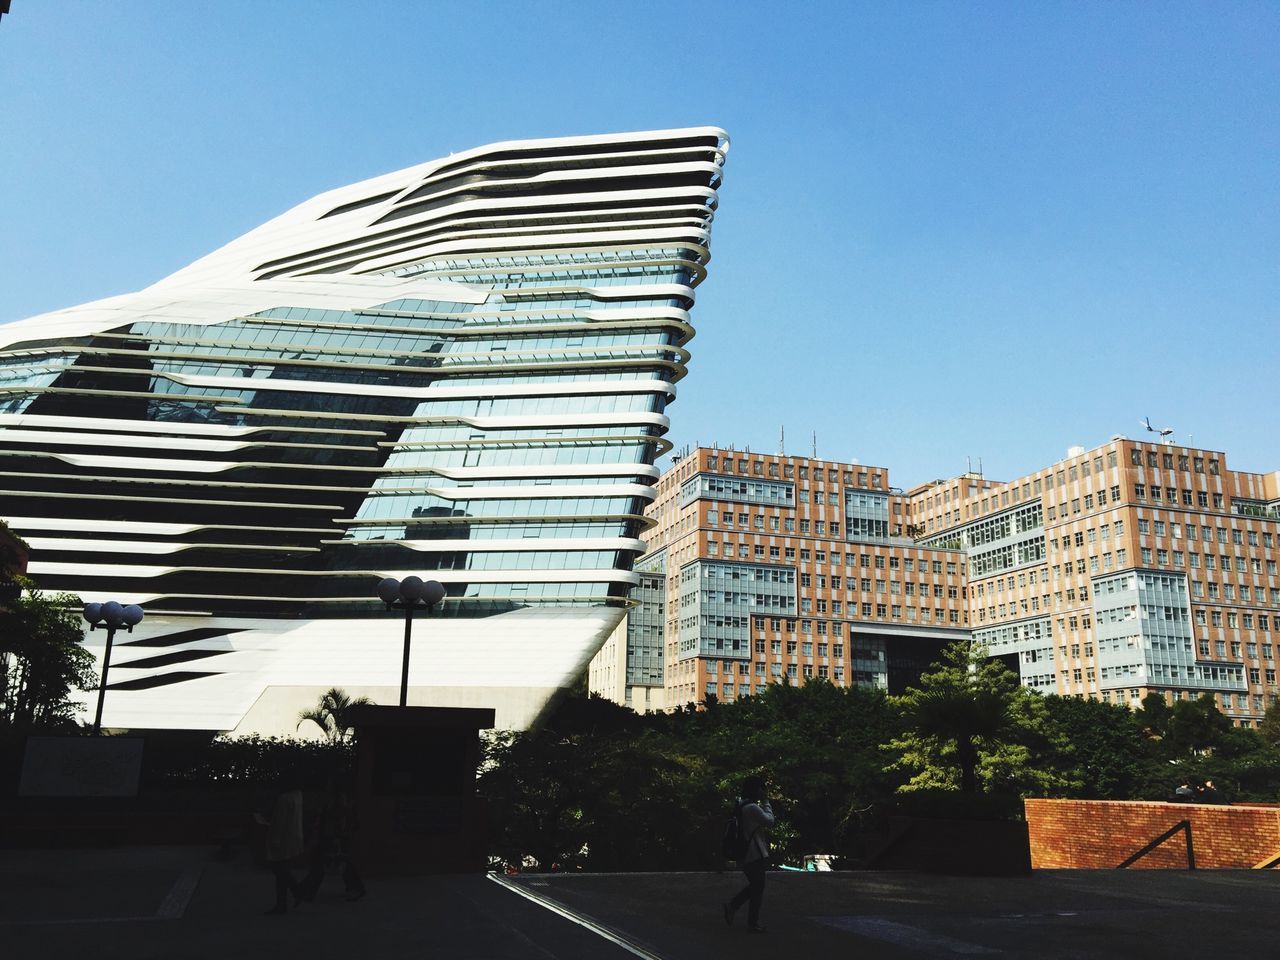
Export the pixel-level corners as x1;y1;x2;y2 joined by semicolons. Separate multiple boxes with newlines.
1025;798;1280;869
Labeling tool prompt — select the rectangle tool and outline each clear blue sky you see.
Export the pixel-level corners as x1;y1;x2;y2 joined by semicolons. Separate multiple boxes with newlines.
2;1;1277;488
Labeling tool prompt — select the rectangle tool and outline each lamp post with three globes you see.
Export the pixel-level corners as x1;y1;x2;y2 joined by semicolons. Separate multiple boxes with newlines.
377;576;446;707
82;600;144;735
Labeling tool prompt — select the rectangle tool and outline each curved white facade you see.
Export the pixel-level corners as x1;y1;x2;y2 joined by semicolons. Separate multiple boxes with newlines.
0;127;728;731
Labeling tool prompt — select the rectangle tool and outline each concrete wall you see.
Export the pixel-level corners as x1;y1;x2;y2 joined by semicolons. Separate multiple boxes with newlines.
1025;798;1280;868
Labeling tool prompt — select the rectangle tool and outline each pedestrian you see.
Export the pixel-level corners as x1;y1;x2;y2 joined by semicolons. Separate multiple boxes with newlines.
1174;781;1195;802
722;774;775;933
258;779;306;915
297;781;366;903
335;788;367;901
297;780;338;903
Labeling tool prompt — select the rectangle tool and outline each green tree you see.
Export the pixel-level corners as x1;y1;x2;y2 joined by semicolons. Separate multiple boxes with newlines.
0;518;29;577
1040;695;1148;799
1137;692;1173;741
700;679;901;857
479;692;719;871
1258;696;1280;748
1165;694;1232;757
887;642;1074;796
0;581;96;738
296;687;371;743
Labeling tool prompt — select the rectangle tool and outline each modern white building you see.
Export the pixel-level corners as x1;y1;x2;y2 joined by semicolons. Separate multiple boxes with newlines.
0;127;729;732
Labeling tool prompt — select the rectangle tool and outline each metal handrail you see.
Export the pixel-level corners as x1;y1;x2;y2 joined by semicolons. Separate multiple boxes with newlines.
1117;820;1195;870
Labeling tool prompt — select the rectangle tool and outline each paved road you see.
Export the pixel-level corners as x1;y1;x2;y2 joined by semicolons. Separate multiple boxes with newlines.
512;868;1280;959
6;847;1280;959
0;846;632;960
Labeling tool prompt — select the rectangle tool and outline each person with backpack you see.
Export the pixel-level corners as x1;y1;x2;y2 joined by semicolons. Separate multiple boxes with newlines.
721;774;775;933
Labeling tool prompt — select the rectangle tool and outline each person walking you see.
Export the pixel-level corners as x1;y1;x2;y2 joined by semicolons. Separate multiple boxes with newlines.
259;780;306;915
722;775;775;933
297;781;339;904
335;788;367;901
297;782;367;904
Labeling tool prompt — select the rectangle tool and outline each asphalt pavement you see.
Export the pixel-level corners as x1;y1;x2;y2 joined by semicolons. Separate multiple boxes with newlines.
510;867;1280;959
0;845;632;960
4;845;1280;959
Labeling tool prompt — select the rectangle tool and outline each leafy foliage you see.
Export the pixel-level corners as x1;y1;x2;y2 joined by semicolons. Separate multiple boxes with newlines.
1257;696;1280;747
296;687;372;743
141;733;352;789
479;649;1280;871
479;683;903;870
0;581;96;739
1038;695;1149;799
887;642;1077;796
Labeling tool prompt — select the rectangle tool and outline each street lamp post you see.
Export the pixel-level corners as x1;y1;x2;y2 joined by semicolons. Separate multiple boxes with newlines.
377;576;446;707
82;600;144;735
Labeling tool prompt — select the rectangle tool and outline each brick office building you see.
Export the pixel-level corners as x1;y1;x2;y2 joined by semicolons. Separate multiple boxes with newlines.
589;439;1280;726
589;446;971;712
912;438;1280;725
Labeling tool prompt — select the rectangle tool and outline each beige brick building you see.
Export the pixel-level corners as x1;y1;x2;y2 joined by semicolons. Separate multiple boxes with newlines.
589;438;1280;726
590;446;970;711
912;438;1280;724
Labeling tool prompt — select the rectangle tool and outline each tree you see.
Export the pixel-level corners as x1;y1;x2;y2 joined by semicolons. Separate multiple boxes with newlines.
1040;695;1148;799
1165;694;1232;757
0;581;97;738
1258;697;1280;748
1137;692;1173;741
700;679;901;858
887;642;1075;796
296;687;371;743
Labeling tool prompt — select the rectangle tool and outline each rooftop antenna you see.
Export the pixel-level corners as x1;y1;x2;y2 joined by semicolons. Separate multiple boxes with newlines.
978;457;983;477
779;425;785;456
967;455;972;474
1141;416;1175;445
811;431;817;459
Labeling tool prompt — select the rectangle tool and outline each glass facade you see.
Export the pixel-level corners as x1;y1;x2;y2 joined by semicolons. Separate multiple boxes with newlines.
1092;570;1245;693
677;560;797;659
0;128;729;727
844;490;890;541
626;550;667;687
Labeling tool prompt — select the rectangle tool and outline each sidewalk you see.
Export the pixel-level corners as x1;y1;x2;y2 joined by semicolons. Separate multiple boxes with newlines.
0;845;632;960
509;868;1280;959
7;846;1280;959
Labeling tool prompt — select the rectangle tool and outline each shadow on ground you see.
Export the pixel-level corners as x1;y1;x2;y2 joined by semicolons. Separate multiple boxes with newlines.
5;846;1280;960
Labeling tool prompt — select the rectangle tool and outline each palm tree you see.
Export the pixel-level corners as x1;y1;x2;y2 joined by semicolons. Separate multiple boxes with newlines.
297;687;372;743
895;642;1017;793
904;681;1012;793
